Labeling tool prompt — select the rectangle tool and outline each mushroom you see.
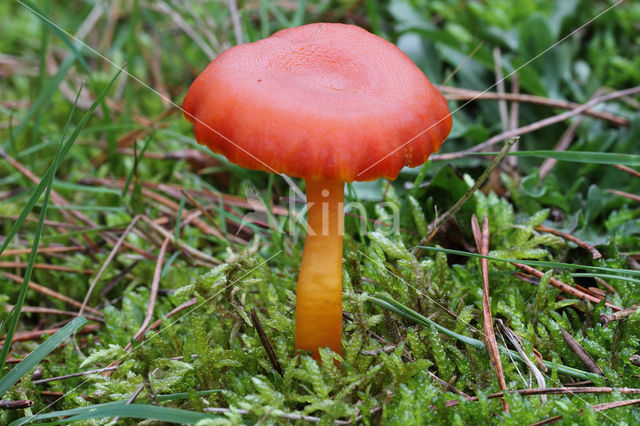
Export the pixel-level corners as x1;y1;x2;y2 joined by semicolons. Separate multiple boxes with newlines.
183;23;452;360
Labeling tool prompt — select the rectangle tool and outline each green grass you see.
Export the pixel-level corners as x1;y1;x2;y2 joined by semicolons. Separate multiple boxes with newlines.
1;0;640;424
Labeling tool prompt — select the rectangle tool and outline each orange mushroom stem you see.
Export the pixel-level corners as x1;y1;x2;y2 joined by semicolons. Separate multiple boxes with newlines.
295;180;344;359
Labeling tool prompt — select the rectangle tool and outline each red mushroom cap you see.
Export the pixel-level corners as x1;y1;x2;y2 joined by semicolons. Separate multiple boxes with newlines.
183;23;452;182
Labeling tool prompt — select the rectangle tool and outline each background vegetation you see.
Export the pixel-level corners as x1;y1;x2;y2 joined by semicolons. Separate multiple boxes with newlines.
1;0;640;424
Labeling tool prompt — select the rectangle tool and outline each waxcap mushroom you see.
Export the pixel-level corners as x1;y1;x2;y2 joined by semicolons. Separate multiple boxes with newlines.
184;23;452;360
183;23;452;182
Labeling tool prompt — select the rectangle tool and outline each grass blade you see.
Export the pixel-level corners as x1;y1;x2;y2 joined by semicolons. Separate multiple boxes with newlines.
0;81;83;369
0;316;87;397
18;0;91;72
369;293;600;381
10;401;220;425
473;150;640;166
418;246;640;278
156;389;223;402
0;67;123;258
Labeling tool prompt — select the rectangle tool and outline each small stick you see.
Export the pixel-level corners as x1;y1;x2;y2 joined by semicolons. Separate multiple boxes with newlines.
0;272;103;317
511;263;622;311
535;225;602;260
141;215;220;266
203;407;358;424
78;216;140;319
146;297;197;332
472;214;508;412
105;296;198;376
432;86;640;161
558;326;604;375
438;86;629;126
493;48;509;133
607;189;640;203
80;177;289;216
131;238;170;342
1;323;100;345
250;308;283;376
4;305;103;323
180;189;226;240
508;72;520;168
594;277;618;294
0;262;93;274
141;188;222;238
427;371;472;400
538;116;585;182
413;138;517;252
0;245;85;257
600;305;639;327
100;259;140;296
445;386;640;407
614;164;640;179
227;0;244;45
530;399;640;425
0;400;34;410
32;366;119;385
0;215;81;229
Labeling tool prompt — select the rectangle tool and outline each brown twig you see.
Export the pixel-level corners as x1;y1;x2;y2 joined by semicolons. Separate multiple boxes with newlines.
0;272;103;317
472;214;509;412
607;189;640;203
227;0;244;45
250;308;283;375
0;245;85;257
0;215;82;229
0;262;93;274
445;386;640;407
600;305;639;327
558;326;604;375
131;237;170;343
442;42;484;86
438;85;630;126
613;164;640;179
32;366;119;385
0;400;34;410
493;48;509;133
181;189;228;242
80;177;289;216
1;324;99;345
1;149;99;249
530;398;640;425
4;305;103;323
105;296;198;376
140;188;223;238
0;149;153;259
511;264;622;311
508;73;520;168
141;215;220;266
146;297;198;332
100;260;140;296
433;86;640;161
535;225;602;260
413;138;518;252
90;107;176;166
538;116;585;182
594;277;618;294
78;216;140;319
427;371;472;400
